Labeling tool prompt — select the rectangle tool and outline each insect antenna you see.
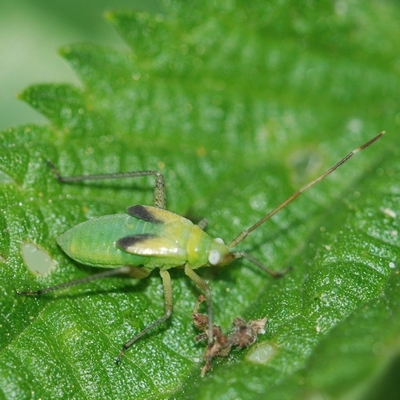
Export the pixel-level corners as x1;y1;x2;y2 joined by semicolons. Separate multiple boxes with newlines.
228;131;384;250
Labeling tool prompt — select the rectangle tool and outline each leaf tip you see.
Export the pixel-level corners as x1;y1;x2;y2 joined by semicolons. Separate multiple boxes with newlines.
58;45;73;58
17;87;30;102
104;10;118;24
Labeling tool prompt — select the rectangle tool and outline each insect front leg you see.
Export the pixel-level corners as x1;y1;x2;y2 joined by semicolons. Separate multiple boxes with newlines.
197;218;208;230
184;265;213;346
116;269;173;363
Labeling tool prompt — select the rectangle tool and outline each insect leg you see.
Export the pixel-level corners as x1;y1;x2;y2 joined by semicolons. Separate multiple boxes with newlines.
47;161;167;209
116;269;173;363
197;218;208;230
184;265;214;345
17;266;134;296
234;251;291;278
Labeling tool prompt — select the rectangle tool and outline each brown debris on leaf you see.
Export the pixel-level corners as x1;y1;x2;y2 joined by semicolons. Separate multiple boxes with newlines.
192;295;267;376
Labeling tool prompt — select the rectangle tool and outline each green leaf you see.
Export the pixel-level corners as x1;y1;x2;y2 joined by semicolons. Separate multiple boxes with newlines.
1;1;400;399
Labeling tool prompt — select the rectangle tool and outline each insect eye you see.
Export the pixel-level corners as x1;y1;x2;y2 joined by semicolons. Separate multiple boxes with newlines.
208;250;221;266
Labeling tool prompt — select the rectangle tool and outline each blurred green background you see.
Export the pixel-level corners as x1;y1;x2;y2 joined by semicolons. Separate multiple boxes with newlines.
0;0;162;130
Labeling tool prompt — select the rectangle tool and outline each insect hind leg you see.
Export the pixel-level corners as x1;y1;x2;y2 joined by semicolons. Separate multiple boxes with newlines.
17;266;134;296
47;161;167;209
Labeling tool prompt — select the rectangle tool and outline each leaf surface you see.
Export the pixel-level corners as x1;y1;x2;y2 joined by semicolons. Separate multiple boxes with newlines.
1;1;399;399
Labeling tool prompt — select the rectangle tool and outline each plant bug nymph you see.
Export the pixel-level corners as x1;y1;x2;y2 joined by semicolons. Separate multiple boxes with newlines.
18;132;384;374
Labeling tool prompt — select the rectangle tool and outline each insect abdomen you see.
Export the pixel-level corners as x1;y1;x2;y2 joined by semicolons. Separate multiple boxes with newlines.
57;214;152;268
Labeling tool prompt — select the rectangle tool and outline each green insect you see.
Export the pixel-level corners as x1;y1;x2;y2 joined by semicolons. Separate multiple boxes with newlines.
19;132;384;369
